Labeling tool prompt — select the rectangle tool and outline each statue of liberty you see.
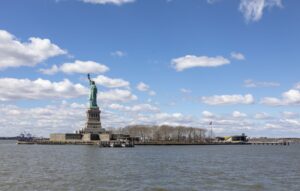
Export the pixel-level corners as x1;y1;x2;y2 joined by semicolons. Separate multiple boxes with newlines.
87;74;98;108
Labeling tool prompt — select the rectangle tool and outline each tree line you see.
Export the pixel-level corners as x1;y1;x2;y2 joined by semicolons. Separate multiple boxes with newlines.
108;125;207;143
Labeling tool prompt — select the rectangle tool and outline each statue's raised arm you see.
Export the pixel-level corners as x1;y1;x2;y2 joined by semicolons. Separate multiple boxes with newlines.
87;73;92;84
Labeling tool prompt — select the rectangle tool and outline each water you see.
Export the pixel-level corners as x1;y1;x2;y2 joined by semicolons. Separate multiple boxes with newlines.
0;141;299;191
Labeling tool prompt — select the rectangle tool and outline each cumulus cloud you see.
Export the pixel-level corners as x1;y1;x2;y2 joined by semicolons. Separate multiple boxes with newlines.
199;112;258;134
98;89;137;102
254;112;271;119
2;101;299;137
232;111;247;118
202;111;215;118
0;104;85;136
93;75;129;88
264;123;282;129
260;97;281;106
261;89;300;106
281;119;300;127
110;50;126;57
148;90;156;96
0;101;177;136
81;0;135;5
239;0;283;22
180;88;192;94
136;82;156;96
244;79;280;88
281;111;298;119
207;0;221;4
263;117;300;131
0;78;87;101
136;82;149;91
109;103;159;113
0;102;124;137
202;94;254;105
171;55;230;71
40;60;109;75
153;112;195;126
40;65;59;75
0;30;66;70
231;51;245;60
294;82;300;89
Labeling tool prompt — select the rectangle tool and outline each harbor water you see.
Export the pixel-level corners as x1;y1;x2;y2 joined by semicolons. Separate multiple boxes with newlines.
0;140;299;191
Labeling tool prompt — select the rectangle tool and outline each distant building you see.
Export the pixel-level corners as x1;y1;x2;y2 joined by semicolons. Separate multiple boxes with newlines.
216;133;247;143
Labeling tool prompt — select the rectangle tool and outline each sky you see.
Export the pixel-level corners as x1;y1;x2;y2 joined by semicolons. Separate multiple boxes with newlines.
0;0;300;137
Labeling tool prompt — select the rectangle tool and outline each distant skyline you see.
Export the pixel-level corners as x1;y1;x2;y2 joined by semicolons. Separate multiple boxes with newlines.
0;0;300;137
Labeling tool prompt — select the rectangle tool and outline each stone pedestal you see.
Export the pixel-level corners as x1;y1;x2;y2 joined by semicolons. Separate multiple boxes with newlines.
82;107;104;134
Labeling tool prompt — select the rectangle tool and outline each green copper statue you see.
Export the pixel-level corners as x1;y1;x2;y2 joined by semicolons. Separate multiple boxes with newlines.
87;74;98;108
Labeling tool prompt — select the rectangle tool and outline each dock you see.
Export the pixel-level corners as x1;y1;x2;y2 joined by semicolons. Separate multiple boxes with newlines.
135;142;290;146
249;141;290;146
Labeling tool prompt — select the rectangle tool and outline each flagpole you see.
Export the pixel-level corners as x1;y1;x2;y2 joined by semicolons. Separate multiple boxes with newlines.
209;121;213;143
211;123;212;143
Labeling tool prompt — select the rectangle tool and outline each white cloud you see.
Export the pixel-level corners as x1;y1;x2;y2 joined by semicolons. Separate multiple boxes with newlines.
153;112;195;126
262;116;300;132
280;118;300;127
207;0;221;4
283;89;300;104
0;103;86;136
261;89;300;106
98;89;137;102
202;94;254;105
70;102;86;109
264;123;282;129
0;102;132;137
111;50;126;57
81;0;135;5
109;103;159;113
254;112;270;119
0;78;87;101
281;111;298;119
40;65;59;75
171;55;230;71
232;111;247;118
260;97;281;106
0;30;66;70
244;79;280;88
180;88;192;94
136;82;149;91
109;103;125;110
202;111;215;118
5;101;161;137
294;82;300;89
231;51;245;60
93;75;129;88
136;82;156;96
1;101;299;137
40;60;109;75
148;90;156;96
239;0;283;22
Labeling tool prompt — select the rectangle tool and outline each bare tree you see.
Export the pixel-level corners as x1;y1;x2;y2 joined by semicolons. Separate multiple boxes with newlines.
117;125;207;143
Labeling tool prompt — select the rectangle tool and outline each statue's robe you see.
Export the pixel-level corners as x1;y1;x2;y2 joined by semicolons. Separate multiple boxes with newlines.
89;84;98;108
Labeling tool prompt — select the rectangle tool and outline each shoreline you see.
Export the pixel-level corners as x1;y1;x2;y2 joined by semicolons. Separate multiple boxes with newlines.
15;140;290;146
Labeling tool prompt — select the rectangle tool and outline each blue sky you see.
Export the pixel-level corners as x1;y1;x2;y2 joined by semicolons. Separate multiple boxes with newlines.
0;0;300;137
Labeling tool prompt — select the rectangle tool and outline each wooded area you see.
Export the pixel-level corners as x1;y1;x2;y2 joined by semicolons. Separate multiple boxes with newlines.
108;125;207;143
